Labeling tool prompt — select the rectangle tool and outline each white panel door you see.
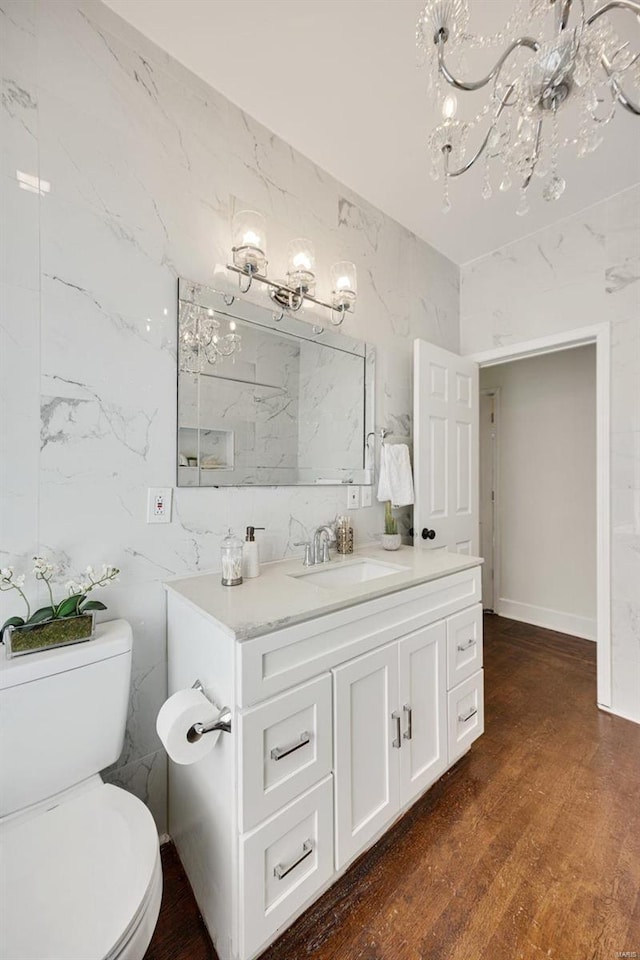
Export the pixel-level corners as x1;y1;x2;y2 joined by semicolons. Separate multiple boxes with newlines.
413;340;479;554
333;644;400;869
398;621;448;805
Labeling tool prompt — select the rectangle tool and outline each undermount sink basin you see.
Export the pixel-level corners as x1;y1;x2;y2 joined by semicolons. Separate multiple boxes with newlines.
290;557;409;589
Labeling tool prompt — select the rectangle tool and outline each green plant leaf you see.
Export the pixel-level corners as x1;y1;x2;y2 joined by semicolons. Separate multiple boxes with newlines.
1;616;25;634
27;606;55;625
79;600;107;613
55;595;85;618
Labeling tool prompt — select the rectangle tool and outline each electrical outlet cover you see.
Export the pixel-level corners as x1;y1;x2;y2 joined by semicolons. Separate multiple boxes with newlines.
347;486;360;510
147;487;172;523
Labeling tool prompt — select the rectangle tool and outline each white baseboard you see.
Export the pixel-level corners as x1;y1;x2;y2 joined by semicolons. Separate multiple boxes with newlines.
496;598;597;641
598;703;640;726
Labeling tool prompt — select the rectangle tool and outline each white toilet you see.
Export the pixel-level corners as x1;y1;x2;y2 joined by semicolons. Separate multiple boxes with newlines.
0;619;162;960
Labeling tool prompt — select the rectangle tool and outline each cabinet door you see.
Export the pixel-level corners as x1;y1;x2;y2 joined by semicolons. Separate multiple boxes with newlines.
333;644;400;869
398;621;448;805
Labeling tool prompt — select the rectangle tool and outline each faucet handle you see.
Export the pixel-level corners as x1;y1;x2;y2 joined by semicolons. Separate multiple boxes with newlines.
294;541;313;566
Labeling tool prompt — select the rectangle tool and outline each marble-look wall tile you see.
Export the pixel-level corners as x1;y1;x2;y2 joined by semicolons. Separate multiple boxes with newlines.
461;185;640;725
1;0;459;825
103;748;167;835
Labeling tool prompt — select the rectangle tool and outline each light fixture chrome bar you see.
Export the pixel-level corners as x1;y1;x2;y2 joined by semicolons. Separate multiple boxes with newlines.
436;34;539;92
226;263;351;326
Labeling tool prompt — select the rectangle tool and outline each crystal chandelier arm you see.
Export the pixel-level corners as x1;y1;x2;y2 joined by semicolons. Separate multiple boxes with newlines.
602;52;640;114
557;0;575;32
522;118;544;189
436;34;540;92
586;0;640;25
443;85;515;178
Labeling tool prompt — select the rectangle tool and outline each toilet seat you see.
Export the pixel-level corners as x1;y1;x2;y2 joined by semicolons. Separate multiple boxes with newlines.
0;782;161;960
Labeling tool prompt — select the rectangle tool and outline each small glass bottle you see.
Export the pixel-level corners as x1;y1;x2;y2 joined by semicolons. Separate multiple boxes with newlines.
336;516;354;555
221;530;243;586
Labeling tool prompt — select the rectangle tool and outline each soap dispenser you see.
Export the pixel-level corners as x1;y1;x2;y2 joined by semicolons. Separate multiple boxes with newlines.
243;526;265;579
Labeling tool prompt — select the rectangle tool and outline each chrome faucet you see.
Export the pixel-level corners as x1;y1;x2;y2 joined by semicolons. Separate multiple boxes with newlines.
313;525;335;565
294;524;336;566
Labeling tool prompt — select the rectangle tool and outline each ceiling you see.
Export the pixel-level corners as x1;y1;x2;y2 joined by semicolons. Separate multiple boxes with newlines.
104;0;640;264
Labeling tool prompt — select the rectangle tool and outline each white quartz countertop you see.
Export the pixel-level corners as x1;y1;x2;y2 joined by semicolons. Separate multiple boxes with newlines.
164;545;482;641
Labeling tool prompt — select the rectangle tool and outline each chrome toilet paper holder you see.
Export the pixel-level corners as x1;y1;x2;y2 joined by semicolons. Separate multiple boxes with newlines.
187;680;232;742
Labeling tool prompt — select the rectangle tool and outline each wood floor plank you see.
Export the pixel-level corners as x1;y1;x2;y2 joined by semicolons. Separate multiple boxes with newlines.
144;614;640;960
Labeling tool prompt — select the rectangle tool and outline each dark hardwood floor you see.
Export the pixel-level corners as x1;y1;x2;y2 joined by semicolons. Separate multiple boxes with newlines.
145;615;640;960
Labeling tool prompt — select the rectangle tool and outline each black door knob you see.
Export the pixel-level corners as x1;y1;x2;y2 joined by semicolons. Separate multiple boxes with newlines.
421;528;436;540
408;528;414;538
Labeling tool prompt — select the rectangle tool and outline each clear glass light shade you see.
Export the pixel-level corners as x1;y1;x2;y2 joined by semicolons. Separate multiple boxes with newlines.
232;210;267;274
330;261;357;311
286;238;316;296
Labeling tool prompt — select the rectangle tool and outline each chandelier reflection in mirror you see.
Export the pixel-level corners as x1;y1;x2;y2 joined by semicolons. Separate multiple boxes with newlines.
417;0;640;215
179;299;241;374
227;210;357;325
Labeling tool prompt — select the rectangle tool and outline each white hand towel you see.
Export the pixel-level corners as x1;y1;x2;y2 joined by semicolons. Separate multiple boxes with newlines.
377;443;414;507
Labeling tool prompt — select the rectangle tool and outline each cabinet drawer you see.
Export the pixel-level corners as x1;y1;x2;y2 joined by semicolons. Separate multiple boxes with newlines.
239;776;334;960
446;604;483;689
447;670;484;764
238;675;332;833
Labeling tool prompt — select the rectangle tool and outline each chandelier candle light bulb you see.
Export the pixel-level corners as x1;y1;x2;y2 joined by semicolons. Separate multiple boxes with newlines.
442;93;458;121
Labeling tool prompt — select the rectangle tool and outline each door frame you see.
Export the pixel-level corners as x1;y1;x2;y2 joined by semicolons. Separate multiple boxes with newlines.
467;323;611;710
479;387;500;612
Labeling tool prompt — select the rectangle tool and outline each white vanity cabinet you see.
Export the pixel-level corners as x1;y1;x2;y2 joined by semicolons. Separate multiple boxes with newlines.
166;555;484;960
333;620;447;868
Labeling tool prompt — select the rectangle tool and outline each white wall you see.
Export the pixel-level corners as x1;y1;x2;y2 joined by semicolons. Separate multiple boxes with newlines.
462;187;640;724
0;0;460;829
481;347;596;639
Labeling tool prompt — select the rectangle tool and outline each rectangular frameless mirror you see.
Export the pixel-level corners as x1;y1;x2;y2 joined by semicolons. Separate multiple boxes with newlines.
177;278;375;487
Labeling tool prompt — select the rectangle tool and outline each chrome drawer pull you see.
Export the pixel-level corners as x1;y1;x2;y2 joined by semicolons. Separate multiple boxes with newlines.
274;839;314;880
458;706;478;723
392;711;402;748
403;704;413;741
457;638;476;652
270;731;310;762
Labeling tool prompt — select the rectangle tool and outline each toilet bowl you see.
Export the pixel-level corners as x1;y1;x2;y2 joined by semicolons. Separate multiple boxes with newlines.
0;620;162;960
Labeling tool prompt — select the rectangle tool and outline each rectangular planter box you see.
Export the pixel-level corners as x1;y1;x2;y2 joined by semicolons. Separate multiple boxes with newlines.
2;612;96;658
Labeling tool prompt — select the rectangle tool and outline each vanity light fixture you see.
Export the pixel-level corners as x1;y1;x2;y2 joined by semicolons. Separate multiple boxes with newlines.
227;210;357;325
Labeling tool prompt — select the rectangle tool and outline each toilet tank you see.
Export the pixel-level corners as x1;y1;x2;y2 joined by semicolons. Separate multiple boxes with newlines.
0;619;133;818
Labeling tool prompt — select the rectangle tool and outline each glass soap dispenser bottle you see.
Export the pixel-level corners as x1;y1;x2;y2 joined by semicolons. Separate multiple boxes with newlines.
243;526;265;579
221;529;243;587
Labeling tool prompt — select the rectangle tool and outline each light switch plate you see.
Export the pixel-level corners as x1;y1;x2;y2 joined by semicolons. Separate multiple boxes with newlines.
147;487;172;523
360;486;372;507
346;486;360;510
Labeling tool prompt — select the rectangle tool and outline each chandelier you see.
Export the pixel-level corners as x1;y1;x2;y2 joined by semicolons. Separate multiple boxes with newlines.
417;0;640;214
178;300;241;374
